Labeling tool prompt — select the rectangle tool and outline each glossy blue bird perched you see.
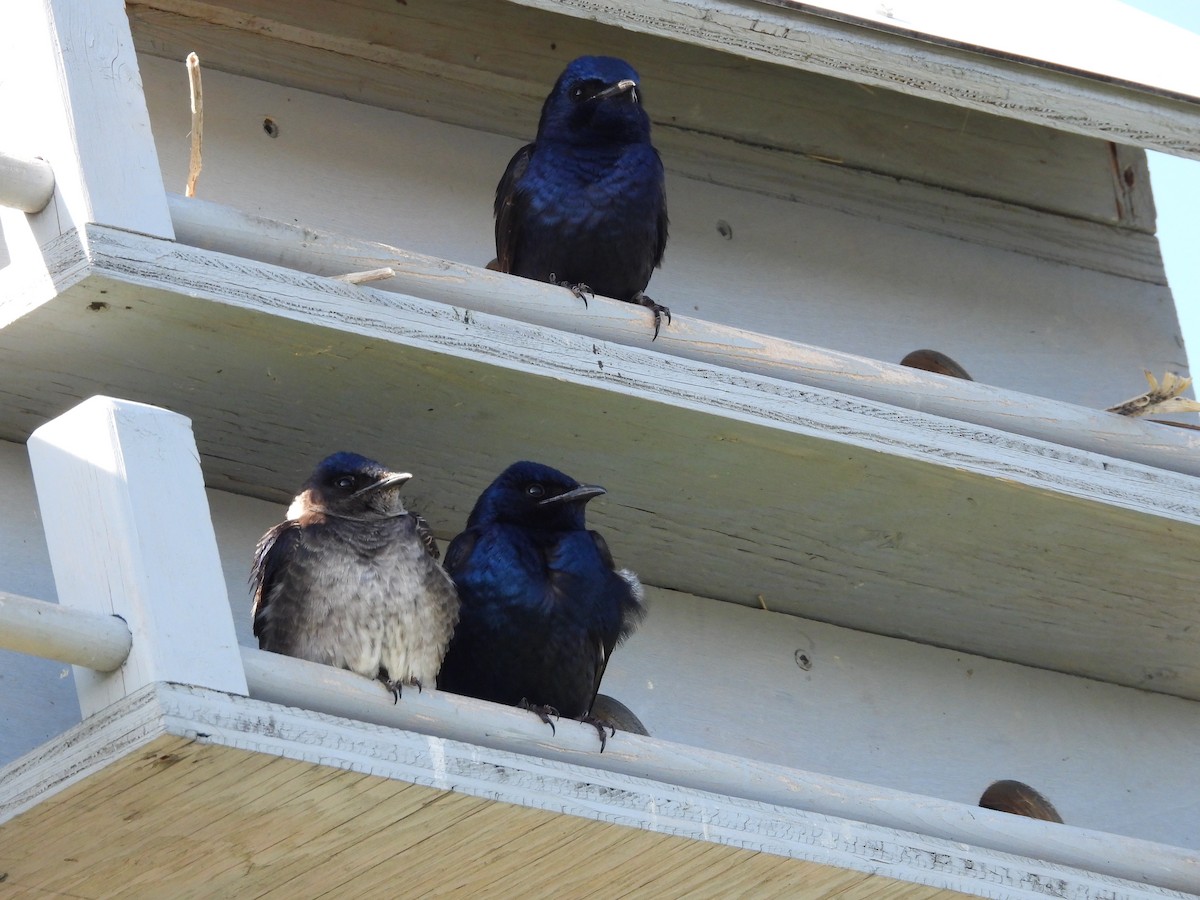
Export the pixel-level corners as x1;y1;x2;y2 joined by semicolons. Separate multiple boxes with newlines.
251;452;460;700
494;55;670;337
436;461;646;748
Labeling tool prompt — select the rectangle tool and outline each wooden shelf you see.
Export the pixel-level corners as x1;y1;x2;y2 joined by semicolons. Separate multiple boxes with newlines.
2;680;1195;896
3;219;1199;701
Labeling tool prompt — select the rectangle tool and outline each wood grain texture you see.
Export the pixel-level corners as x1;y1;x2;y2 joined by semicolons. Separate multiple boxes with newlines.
26;397;248;716
124;0;1162;233
508;0;1200;157
163;195;1197;473
0;0;172;250
2;681;1194;897
130;57;1183;408
774;0;1200;101
2;227;1199;703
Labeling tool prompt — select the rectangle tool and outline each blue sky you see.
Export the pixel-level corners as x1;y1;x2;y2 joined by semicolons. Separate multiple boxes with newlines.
1121;0;1200;369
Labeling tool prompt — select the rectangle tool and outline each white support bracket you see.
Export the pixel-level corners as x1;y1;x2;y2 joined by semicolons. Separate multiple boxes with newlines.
0;0;173;265
27;396;247;718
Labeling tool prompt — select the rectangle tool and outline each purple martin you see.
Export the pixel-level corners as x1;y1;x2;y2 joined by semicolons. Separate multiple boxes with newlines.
979;780;1063;823
495;55;671;337
436;461;645;748
250;452;460;699
900;349;973;380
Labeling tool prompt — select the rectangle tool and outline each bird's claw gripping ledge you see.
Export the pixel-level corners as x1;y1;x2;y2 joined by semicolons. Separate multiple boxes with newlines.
519;698;560;735
551;274;593;308
580;714;618;752
631;292;671;340
381;675;422;704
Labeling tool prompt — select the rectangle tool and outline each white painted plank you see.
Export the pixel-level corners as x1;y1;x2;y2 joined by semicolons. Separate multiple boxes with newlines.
5;228;1200;702
787;0;1200;99
793;0;1200;99
0;0;172;262
3;450;1199;850
127;3;1159;234
128;59;1182;410
507;0;1200;158
7;680;1193;897
25;396;247;716
599;589;1200;851
0;591;131;672
162;196;1200;479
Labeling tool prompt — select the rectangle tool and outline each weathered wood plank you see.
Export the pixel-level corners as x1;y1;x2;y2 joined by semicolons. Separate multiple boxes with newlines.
26;397;248;716
129;56;1182;412
788;0;1200;101
506;0;1200;157
2;227;1199;701
0;0;172;258
3;682;1191;896
159;196;1196;475
125;0;1160;232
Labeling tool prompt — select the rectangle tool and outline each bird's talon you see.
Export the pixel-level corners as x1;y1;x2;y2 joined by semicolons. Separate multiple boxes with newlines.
580;714;617;752
553;276;592;308
382;678;402;704
631;292;670;340
519;698;560;734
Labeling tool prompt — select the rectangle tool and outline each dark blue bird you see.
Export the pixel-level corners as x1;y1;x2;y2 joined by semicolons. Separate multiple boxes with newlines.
251;452;460;700
494;55;670;337
436;461;646;747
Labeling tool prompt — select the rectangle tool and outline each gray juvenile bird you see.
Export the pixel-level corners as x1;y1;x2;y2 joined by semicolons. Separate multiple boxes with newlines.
250;451;460;699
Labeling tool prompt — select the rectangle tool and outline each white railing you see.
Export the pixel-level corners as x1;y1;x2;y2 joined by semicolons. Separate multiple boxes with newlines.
0;590;129;670
3;393;1199;895
0;151;54;214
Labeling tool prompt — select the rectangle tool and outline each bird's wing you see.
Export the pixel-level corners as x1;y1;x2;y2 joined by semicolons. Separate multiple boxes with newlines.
589;530;646;636
589;528;617;571
585;530;648;714
652;154;669;269
442;528;479;577
494;143;534;274
412;512;441;561
249;520;301;640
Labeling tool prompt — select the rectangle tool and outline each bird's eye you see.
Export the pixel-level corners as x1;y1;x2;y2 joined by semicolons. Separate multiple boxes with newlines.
569;84;586;102
525;483;546;499
334;475;356;490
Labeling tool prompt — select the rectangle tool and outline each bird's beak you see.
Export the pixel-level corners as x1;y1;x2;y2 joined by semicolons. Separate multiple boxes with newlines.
595;79;638;102
539;484;607;506
353;472;413;497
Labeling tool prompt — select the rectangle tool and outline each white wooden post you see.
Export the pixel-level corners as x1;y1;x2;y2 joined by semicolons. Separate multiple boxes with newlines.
0;0;173;262
27;396;247;718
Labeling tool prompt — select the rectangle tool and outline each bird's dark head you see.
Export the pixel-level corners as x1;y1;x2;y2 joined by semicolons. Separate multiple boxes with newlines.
537;56;652;146
469;460;606;531
290;451;413;522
